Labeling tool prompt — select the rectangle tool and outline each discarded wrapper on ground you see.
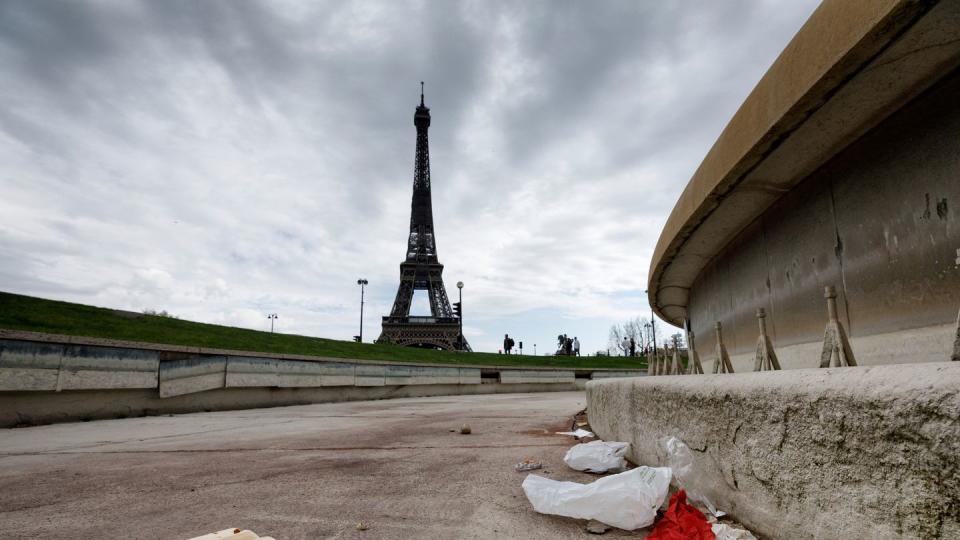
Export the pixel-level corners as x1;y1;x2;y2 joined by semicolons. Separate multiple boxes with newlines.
711;523;758;540
556;428;594;438
563;440;629;473
646;490;714;540
522;466;671;530
188;528;275;540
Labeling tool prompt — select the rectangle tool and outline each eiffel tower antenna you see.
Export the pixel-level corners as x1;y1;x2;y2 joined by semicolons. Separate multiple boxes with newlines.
377;84;471;351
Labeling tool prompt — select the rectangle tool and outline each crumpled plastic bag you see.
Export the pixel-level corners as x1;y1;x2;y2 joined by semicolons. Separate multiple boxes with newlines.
522;466;671;530
661;436;725;517
712;523;758;540
556;428;594;438
647;490;714;540
563;440;630;473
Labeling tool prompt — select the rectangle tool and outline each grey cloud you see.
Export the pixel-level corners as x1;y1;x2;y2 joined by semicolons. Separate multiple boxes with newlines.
0;0;821;352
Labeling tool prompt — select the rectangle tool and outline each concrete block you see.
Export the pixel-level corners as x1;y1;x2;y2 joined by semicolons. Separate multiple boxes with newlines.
275;360;355;388
354;364;385;386
384;365;460;385
589;371;644;380
58;345;158;390
0;339;64;391
499;370;574;384
225;357;281;387
458;368;481;385
159;356;227;398
586;363;960;539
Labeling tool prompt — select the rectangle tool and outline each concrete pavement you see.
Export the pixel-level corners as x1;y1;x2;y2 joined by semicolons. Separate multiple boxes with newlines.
0;392;642;539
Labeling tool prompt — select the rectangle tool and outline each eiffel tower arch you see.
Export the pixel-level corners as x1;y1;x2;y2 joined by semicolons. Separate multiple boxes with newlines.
377;84;470;351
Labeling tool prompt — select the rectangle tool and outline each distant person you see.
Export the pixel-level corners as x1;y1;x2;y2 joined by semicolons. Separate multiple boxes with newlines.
622;336;630;356
573;337;580;356
629;337;636;357
564;334;572;356
504;334;514;355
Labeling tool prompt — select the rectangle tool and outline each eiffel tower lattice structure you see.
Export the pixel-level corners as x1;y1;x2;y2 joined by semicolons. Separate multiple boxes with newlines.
377;84;471;351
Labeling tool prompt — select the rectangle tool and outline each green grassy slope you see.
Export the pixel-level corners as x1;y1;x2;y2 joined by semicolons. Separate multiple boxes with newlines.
0;292;646;369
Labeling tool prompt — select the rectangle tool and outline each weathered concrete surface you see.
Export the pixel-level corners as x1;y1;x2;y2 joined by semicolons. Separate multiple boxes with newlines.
587;363;960;539
0;392;655;539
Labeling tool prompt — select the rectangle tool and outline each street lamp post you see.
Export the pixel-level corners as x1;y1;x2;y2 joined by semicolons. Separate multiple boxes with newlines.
357;279;368;343
268;313;278;333
645;289;657;357
456;281;464;351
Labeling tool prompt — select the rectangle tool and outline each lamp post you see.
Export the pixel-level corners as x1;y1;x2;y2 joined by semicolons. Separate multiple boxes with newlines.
268;313;278;333
645;289;657;357
357;279;368;343
456;281;464;351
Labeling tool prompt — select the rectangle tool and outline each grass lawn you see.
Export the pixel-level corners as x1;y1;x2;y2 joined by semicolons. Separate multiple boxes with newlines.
0;292;648;369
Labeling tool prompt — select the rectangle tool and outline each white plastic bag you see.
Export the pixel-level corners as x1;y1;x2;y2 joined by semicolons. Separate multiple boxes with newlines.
555;428;594;438
661;436;725;517
712;523;757;540
522;466;671;530
563;440;630;473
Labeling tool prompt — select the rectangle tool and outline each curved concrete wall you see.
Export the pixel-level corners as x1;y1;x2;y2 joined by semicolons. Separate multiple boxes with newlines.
689;70;960;370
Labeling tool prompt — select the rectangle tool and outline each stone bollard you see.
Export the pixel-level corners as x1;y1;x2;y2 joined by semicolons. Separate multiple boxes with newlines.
754;308;781;371
714;322;735;373
686;329;705;374
819;286;857;367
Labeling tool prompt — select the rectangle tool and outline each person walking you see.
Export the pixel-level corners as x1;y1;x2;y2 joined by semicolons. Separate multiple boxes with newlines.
622;336;630;356
573;337;580;357
504;334;514;355
629;337;636;358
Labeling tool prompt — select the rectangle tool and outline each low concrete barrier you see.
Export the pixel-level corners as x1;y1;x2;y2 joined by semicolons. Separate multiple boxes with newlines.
586;363;960;539
0;331;642;427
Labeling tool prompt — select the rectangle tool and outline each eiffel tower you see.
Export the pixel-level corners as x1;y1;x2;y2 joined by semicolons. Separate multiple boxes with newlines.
377;84;471;351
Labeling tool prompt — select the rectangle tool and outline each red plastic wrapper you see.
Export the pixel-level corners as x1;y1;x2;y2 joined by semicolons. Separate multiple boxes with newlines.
647;490;715;540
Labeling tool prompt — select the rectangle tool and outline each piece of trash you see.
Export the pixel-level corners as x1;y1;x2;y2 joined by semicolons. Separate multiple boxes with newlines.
188;529;276;540
515;458;543;472
555;428;593;438
585;519;611;534
563;440;629;473
711;523;757;540
521;466;671;530
460;424;471;434
647;490;714;540
576;420;589;427
661;436;726;518
356;522;368;531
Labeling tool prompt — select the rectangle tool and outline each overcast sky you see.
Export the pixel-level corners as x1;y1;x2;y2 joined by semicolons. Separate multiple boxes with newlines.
0;0;821;354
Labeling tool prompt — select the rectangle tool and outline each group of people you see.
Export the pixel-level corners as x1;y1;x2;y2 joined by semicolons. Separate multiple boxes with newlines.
556;334;580;356
622;336;637;357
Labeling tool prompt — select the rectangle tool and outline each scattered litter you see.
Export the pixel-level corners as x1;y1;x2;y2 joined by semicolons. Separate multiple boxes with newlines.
555;428;594;438
188;528;275;540
356;522;368;531
711;523;757;540
576;421;589;427
661;436;725;518
515;458;543;472
522;466;671;530
563;440;629;473
647;490;713;540
585;520;611;534
459;424;471;434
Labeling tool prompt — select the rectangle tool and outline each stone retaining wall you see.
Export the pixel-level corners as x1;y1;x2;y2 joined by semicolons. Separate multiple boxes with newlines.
0;332;642;427
586;363;960;539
